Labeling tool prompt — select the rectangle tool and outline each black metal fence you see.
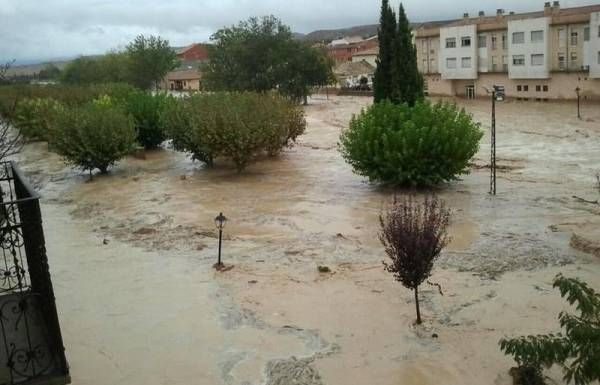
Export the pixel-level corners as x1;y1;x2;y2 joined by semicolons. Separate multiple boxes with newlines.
0;161;69;385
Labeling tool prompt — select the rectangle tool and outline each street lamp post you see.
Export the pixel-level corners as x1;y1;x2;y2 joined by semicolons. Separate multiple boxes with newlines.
575;86;581;120
214;212;227;268
483;85;501;195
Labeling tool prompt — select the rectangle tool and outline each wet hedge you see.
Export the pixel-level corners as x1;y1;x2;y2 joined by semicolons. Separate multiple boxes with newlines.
339;100;483;187
162;92;306;172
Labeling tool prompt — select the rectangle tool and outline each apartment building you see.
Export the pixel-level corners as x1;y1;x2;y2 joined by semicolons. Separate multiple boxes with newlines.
414;2;600;100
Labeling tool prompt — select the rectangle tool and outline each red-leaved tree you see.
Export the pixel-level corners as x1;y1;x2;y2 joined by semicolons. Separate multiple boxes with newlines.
380;195;450;324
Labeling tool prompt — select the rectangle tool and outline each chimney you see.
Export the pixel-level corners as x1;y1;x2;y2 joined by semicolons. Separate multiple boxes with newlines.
552;1;560;15
544;2;552;15
509;11;515;15
496;9;504;19
463;12;469;20
478;11;485;17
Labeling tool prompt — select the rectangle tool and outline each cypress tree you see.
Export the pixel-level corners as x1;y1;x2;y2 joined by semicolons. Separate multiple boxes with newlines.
373;0;396;103
392;4;424;106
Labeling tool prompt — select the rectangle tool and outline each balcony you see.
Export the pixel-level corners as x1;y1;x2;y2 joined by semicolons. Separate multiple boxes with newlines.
0;162;70;385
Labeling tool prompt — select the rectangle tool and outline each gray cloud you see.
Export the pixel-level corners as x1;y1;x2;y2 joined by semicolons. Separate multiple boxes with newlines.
1;0;598;63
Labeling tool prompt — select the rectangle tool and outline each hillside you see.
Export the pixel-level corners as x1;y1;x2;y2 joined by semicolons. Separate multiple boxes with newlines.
297;24;379;42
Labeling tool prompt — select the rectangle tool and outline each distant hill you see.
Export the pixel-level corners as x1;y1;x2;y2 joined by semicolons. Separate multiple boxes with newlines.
297;24;379;43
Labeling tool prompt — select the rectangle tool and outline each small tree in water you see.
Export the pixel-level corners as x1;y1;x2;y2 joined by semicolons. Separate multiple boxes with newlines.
380;195;450;324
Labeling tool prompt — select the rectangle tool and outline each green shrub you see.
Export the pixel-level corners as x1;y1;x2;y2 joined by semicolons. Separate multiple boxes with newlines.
500;274;600;385
12;98;64;141
339;100;483;187
50;103;136;175
163;92;305;172
0;83;136;115
124;91;170;149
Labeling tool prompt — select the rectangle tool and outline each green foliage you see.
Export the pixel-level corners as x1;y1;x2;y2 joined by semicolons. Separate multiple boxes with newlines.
61;52;132;85
38;64;61;81
374;1;423;105
374;0;396;104
162;92;306;172
202;16;334;101
126;35;178;90
0;83;136;116
124;91;171;148
339;100;482;187
500;274;600;385
50;102;136;174
12;98;64;141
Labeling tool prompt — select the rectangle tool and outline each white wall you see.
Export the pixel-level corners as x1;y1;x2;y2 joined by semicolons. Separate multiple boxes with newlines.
587;12;600;78
508;17;550;79
439;25;477;79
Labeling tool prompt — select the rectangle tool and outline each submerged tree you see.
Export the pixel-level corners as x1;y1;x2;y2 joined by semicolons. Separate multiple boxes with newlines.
380;195;450;324
500;274;600;385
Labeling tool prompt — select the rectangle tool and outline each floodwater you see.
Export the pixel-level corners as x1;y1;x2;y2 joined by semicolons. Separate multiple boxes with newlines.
16;95;600;385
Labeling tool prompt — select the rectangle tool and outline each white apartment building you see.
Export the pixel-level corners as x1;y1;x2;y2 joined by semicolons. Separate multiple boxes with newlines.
414;2;600;100
508;17;551;79
438;24;478;79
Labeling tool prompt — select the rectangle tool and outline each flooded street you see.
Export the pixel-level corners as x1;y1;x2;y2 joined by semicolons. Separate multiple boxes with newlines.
16;95;600;385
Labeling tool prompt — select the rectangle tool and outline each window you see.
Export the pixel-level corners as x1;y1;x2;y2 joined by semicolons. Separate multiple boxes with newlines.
502;55;508;71
422;59;427;70
584;27;590;42
517;85;522;91
571;52;577;62
461;57;472;68
558;54;566;70
531;30;544;43
531;54;544;66
491;34;497;49
512;32;525;44
523;85;529;92
513;55;525;66
430;49;435;54
543;85;548;92
536;85;541;92
461;36;471;47
502;33;507;49
491;56;497;71
446;58;457;69
478;35;486;48
598;26;600;38
571;31;578;46
558;28;566;47
446;38;456;48
598;51;600;65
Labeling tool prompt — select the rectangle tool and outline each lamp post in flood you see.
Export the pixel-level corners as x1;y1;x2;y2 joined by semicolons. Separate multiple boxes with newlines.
214;212;227;268
575;86;581;120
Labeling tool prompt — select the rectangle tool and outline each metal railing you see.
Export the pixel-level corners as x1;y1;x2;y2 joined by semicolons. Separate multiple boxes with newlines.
0;161;69;385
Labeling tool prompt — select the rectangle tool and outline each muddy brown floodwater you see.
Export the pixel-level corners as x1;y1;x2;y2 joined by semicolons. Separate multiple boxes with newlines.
15;95;600;385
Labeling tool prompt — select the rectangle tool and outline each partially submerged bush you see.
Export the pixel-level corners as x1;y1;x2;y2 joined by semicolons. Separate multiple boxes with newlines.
50;103;136;175
500;274;600;385
163;92;306;172
124;91;171;149
12;98;63;141
339;100;483;187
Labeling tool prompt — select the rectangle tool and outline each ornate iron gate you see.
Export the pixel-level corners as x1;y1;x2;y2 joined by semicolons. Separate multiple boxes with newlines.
0;162;69;385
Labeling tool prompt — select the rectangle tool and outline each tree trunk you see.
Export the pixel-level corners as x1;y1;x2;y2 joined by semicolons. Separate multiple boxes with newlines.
414;285;422;324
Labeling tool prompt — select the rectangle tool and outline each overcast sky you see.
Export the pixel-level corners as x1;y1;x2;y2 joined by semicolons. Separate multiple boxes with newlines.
1;0;598;63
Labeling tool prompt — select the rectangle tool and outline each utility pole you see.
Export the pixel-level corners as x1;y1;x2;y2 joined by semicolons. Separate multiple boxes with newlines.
575;86;581;120
490;88;497;195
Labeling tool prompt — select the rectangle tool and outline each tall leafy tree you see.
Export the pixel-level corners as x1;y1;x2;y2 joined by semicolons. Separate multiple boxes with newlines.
373;0;396;103
38;64;61;80
126;35;178;90
202;16;334;102
392;4;424;106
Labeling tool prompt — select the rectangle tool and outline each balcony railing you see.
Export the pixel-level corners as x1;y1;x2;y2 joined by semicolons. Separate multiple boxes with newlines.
0;161;69;385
